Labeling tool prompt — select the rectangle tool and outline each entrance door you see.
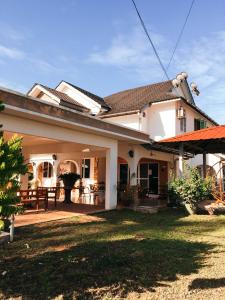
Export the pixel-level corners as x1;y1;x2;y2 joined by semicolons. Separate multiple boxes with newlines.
119;164;129;185
148;163;159;194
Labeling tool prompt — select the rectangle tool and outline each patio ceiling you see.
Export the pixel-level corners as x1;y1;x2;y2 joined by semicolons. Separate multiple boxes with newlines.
158;125;225;155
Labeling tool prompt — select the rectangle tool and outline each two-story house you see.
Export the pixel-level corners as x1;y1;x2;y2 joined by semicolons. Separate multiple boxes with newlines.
24;72;221;201
2;70;223;209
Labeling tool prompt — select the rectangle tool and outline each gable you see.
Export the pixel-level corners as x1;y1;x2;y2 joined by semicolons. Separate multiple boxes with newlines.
56;81;110;115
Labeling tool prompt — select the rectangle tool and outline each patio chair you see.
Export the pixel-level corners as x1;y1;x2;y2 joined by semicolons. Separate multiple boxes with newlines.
47;187;58;207
37;187;48;210
90;183;105;205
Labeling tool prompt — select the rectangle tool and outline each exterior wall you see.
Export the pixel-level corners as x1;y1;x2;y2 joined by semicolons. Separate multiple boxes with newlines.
146;101;177;140
105;114;140;131
175;101;215;136
37;93;58;104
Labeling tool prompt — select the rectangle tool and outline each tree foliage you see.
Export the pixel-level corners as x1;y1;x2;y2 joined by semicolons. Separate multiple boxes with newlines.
0;102;27;230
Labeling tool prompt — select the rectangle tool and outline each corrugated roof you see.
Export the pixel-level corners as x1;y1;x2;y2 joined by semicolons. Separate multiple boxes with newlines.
102;80;176;115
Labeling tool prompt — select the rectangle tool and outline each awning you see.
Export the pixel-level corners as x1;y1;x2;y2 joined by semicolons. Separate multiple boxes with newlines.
158;125;225;155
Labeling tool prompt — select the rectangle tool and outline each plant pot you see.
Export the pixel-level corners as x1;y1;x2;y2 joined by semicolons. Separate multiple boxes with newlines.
64;188;73;204
184;203;197;215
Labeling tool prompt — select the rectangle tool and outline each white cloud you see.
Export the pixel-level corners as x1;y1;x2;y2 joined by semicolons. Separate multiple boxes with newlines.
0;78;27;93
0;44;25;59
87;26;170;82
87;27;225;123
174;31;225;89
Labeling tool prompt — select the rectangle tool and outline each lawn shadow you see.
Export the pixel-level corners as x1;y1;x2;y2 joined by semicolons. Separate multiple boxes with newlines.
1;238;214;299
189;277;225;290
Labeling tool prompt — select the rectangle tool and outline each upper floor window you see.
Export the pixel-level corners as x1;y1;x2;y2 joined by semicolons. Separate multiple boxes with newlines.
194;119;207;131
82;159;91;178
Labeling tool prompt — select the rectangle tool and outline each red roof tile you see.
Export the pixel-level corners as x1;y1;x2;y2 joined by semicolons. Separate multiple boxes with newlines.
160;125;225;143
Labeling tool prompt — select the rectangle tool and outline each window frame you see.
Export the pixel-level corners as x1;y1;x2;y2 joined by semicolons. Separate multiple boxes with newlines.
82;158;91;179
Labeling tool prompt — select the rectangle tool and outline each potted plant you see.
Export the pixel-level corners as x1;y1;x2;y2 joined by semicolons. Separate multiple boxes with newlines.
58;172;80;204
169;165;213;215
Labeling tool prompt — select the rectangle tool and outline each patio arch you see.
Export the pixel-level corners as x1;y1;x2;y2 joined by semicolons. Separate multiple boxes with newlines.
57;160;79;175
36;161;54;187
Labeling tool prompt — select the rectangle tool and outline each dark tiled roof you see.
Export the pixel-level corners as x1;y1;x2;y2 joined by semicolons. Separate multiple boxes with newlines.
40;85;89;112
63;81;110;110
102;80;176;116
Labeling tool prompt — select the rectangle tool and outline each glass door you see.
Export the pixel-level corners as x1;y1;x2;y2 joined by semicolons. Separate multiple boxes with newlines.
148;163;159;194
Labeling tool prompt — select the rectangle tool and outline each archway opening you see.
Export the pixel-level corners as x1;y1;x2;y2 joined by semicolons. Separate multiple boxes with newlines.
37;161;53;187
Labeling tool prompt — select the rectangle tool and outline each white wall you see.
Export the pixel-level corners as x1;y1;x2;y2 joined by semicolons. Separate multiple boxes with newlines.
176;101;215;135
147;101;176;141
105;114;140;131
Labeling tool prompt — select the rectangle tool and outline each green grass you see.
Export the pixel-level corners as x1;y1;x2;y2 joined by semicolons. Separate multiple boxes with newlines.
1;209;225;299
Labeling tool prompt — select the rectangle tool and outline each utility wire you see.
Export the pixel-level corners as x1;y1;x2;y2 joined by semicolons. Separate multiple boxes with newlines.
165;0;195;72
131;0;170;81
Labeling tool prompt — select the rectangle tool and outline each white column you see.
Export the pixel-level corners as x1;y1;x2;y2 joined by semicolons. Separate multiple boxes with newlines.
203;152;207;178
53;160;59;186
105;142;118;210
178;143;184;177
20;151;29;189
129;149;138;186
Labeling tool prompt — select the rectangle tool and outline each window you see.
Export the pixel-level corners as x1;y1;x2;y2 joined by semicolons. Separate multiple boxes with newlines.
82;159;91;178
180;118;186;132
194;119;207;131
43;162;53;178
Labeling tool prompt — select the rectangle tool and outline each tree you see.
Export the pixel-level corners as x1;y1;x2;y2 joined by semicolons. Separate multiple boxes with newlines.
0;101;27;231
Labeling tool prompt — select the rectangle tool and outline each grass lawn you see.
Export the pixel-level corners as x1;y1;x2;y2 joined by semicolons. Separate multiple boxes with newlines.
1;209;225;299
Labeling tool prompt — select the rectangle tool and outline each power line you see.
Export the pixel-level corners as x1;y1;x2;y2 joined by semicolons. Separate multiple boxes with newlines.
131;0;170;81
166;0;195;72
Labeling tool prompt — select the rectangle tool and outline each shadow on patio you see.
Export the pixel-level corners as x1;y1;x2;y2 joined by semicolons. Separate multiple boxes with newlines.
15;200;104;227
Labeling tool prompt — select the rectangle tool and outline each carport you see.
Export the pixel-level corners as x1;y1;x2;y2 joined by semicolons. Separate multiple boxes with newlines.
159;125;225;178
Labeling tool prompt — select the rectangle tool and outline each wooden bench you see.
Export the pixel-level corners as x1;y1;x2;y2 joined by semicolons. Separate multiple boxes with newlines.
18;188;48;211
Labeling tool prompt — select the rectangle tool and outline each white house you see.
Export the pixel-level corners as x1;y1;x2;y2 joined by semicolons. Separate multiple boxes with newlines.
1;72;222;210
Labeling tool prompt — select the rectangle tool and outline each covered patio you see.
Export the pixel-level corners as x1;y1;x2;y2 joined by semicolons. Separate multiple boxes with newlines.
159;125;225;176
1;87;151;225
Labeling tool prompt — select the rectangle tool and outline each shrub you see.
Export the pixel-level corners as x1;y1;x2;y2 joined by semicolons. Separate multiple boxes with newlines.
169;165;213;214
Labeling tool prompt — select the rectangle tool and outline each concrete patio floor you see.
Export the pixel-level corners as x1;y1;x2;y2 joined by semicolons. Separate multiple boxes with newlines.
15;201;105;227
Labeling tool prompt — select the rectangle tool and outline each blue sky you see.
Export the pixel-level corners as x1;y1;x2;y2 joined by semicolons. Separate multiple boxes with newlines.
0;0;225;123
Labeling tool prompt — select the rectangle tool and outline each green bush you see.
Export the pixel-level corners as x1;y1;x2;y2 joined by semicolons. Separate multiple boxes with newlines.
169;165;213;214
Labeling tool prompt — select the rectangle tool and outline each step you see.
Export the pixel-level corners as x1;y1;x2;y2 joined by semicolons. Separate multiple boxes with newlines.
134;206;159;214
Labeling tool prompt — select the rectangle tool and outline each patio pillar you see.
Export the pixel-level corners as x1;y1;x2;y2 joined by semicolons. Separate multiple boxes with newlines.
203;152;207;178
129;151;138;186
105;142;118;210
20;152;29;189
178;143;184;177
